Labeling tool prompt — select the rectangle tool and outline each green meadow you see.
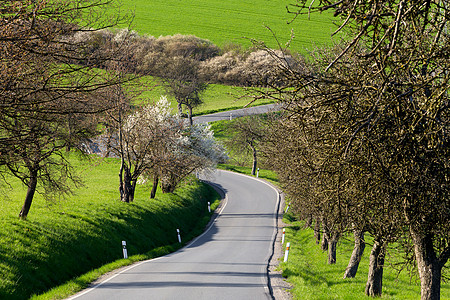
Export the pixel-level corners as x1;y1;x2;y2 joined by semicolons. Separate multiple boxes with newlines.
278;215;450;300
140;79;275;115
0;154;220;300
122;0;337;53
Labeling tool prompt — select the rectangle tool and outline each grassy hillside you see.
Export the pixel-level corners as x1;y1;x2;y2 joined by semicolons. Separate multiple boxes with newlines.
0;154;220;300
140;80;275;115
122;0;337;53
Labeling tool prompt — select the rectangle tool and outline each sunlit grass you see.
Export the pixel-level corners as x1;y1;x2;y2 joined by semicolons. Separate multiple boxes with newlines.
138;78;275;116
278;215;450;299
122;0;338;54
0;154;220;300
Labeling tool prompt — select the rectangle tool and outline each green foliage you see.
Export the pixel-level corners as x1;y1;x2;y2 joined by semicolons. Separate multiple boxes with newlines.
279;219;450;299
120;0;337;54
0;154;220;300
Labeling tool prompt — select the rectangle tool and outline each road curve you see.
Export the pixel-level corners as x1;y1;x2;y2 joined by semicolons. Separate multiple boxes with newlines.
193;103;281;124
69;170;279;300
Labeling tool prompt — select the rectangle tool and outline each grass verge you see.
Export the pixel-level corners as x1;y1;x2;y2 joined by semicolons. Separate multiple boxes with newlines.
0;155;221;300
278;213;450;299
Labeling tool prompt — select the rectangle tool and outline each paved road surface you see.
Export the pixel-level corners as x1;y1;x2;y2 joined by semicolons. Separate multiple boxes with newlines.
193;103;280;124
69;170;279;300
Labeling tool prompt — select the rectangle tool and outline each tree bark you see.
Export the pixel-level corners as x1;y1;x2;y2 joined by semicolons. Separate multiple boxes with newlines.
187;105;193;126
321;219;329;251
410;230;443;300
130;179;137;202
120;165;133;203
150;174;159;199
304;215;312;229
19;169;38;219
314;220;321;244
250;144;257;176
328;235;338;264
161;182;176;194
177;101;183;116
344;230;366;278
365;239;386;297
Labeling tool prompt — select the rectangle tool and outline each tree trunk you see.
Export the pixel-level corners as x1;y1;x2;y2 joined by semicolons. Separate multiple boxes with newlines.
161;182;176;194
344;230;366;278
314;220;321;244
365;239;386;297
328;235;338;264
121;165;133;203
321;219;329;251
188;105;193;126
130;179;137;202
177;101;183;115
304;215;312;229
411;230;443;300
251;144;257;176
19;169;38;219
150;174;159;199
161;173;178;194
119;143;125;201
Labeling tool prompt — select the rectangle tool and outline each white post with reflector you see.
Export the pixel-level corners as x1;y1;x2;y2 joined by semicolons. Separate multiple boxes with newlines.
285;203;290;213
208;202;211;213
122;241;128;259
284;242;290;262
281;228;286;244
177;229;182;243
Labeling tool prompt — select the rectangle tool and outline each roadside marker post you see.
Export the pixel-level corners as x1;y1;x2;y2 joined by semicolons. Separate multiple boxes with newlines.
257;168;259;178
208;202;211;213
122;241;128;259
177;229;182;243
281;228;286;244
285;203;290;213
284;242;290;262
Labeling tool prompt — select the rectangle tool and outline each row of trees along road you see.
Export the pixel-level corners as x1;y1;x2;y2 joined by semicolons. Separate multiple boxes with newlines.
257;1;449;300
0;0;227;218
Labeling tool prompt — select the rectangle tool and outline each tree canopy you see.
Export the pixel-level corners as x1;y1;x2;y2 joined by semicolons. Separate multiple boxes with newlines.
0;0;132;218
260;1;449;299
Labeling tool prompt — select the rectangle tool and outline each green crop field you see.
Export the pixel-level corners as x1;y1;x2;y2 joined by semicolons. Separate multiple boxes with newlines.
121;0;338;53
0;154;220;300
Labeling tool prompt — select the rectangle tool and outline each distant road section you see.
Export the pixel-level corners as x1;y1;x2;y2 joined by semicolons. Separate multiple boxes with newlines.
193;103;281;124
69;170;279;300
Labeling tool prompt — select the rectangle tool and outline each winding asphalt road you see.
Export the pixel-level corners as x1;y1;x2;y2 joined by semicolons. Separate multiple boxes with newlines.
69;170;279;300
193;103;281;124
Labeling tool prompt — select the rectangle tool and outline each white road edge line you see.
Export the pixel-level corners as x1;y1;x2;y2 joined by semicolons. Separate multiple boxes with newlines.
67;177;229;300
219;169;280;299
67;169;279;299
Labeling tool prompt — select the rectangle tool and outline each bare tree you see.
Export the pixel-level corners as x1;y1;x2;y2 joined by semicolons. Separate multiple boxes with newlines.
259;1;450;298
159;56;208;125
224;115;265;175
0;0;133;218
